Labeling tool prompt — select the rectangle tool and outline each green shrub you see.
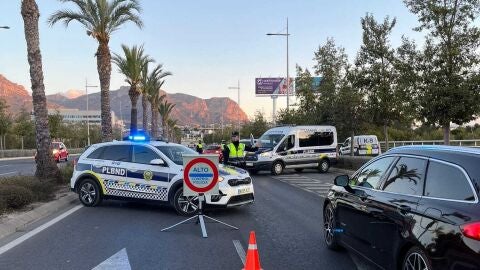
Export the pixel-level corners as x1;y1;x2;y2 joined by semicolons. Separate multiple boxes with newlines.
0;176;55;202
0;186;34;209
59;163;74;184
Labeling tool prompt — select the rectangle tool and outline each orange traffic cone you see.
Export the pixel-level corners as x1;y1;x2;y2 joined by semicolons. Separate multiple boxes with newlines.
243;231;262;270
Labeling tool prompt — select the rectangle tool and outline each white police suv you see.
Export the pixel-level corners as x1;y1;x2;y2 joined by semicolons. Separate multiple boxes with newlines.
71;138;255;216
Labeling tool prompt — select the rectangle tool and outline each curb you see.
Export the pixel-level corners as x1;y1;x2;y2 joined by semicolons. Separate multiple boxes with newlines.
0;192;78;240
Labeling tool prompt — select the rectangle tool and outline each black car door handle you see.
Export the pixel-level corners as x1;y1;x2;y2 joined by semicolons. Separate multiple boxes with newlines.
398;205;411;213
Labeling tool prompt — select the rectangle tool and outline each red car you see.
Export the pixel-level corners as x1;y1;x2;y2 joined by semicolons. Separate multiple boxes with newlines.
35;142;69;163
203;144;223;163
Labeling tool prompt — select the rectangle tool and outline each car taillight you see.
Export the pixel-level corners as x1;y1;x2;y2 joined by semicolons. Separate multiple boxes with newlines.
461;222;480;240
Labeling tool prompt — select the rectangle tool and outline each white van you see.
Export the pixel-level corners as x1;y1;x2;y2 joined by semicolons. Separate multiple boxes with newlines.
339;135;381;156
245;126;338;175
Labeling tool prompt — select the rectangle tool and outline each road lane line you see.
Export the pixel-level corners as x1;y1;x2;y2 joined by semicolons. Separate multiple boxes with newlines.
0;171;17;176
0;205;83;256
233;240;246;265
0;165;9;168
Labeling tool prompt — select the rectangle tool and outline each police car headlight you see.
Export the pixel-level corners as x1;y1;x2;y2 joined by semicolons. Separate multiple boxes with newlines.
260;151;272;157
218;176;224;182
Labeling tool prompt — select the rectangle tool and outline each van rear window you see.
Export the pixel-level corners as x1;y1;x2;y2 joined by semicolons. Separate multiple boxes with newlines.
299;131;334;147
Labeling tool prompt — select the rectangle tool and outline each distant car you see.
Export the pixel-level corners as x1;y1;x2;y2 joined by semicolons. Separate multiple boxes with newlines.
339;135;381;156
323;145;480;270
203;144;224;163
35;142;69;163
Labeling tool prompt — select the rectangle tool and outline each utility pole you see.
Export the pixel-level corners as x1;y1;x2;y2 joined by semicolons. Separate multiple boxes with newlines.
228;80;241;131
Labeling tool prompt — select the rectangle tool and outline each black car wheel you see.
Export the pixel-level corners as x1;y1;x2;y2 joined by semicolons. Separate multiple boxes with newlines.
318;159;330;173
402;247;432;270
323;203;341;250
78;178;102;207
271;161;284;175
173;187;199;216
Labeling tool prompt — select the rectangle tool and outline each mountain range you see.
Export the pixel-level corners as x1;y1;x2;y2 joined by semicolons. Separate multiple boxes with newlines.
0;75;249;126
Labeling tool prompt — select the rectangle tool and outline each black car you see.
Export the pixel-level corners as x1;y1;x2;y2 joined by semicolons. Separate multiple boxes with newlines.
323;145;480;270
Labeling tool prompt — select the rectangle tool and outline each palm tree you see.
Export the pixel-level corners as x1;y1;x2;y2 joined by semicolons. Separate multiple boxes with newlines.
21;0;61;181
141;64;171;136
48;0;143;141
166;118;177;140
158;100;175;138
112;45;152;133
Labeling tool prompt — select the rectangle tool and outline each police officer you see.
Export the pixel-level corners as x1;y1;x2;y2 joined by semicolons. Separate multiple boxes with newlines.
223;131;258;166
196;139;204;154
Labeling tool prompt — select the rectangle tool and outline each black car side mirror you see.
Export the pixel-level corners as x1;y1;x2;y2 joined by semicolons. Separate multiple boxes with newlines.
334;175;349;187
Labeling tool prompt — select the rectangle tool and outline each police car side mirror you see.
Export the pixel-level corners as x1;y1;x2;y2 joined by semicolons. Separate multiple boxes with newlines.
150;159;165;166
334;175;349;187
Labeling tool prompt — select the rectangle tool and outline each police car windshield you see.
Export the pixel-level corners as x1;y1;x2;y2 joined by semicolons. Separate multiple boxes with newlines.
156;145;197;165
258;134;285;148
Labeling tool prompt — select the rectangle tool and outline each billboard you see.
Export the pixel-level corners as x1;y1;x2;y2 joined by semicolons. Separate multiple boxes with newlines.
294;76;323;92
255;78;294;96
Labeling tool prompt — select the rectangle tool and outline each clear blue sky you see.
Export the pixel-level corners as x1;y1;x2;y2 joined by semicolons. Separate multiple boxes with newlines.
0;0;422;118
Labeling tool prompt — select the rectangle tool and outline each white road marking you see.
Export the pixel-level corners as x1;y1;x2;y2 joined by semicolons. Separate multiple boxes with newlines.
92;248;131;270
0;171;17;176
0;165;10;168
0;205;83;256
274;175;334;197
233;240;246;265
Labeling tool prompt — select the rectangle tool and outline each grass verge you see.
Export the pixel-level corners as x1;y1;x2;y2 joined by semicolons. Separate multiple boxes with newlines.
0;163;74;215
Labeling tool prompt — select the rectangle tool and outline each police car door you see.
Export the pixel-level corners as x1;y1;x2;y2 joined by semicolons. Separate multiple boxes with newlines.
129;144;170;202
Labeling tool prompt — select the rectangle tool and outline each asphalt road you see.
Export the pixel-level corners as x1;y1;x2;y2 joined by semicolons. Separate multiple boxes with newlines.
0;156;77;177
0;169;377;270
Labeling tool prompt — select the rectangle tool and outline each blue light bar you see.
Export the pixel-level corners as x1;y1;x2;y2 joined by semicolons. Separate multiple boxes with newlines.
126;131;149;141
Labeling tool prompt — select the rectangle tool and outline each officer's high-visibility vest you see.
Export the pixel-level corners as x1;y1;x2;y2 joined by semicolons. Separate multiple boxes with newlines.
228;143;245;158
197;143;203;149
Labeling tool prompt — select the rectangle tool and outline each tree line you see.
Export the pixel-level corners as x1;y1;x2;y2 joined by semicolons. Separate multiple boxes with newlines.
278;0;480;150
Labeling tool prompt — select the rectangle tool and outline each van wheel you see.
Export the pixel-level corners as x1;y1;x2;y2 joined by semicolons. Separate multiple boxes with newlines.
318;159;330;173
173;187;199;216
78;178;102;207
294;168;304;173
271;161;284;175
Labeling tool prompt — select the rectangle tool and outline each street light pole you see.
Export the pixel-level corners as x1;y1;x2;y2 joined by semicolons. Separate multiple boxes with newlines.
85;79;98;146
267;17;291;111
228;80;240;131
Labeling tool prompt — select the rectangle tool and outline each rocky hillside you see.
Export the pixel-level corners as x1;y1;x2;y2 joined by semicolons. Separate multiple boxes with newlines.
0;74;249;125
0;75;33;112
48;86;249;125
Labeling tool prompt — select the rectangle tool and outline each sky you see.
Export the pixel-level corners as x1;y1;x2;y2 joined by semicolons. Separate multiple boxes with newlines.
0;0;424;119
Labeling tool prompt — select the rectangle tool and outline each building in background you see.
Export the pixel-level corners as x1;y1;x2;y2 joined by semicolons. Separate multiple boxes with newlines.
32;109;124;129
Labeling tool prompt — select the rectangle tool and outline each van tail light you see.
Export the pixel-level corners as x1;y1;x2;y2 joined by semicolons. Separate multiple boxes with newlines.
461;222;480;240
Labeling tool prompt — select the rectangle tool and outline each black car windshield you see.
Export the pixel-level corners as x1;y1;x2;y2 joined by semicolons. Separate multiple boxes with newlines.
156;145;197;165
258;133;285;148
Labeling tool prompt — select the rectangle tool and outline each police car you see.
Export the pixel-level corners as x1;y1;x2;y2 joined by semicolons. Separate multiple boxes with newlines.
71;137;255;216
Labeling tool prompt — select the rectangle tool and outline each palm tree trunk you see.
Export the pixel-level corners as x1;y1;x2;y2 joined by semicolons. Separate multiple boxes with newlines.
97;42;113;142
150;101;156;137
443;122;450;145
142;94;148;132
129;85;140;133
21;0;61;181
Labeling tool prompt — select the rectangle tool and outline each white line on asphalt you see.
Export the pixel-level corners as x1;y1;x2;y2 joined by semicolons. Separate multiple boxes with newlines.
0;165;9;168
0;205;83;256
0;171;17;176
233;240;246;265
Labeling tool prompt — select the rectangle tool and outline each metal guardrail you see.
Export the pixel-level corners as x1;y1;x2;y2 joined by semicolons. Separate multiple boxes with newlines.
0;148;84;158
380;139;480;151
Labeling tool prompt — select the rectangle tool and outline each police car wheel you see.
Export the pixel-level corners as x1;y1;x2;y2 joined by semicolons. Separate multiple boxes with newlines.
323;203;341;250
271;161;284;175
318;159;330;173
78;178;102;207
173;188;199;216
